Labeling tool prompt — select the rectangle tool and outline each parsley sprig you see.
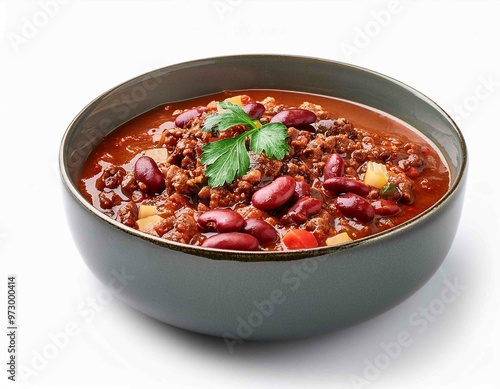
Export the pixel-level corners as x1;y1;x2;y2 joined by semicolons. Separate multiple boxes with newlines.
201;101;289;187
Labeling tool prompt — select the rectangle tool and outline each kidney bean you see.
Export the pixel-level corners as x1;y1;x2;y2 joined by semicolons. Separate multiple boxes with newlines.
242;103;265;120
371;199;400;216
289;196;322;215
241;218;278;245
174;107;206;128
251;175;296;211
197;209;245;233
134;156;165;193
324;153;345;180
282;196;322;224
335;193;374;223
201;232;259;251
290;180;311;203
323;177;370;197
288;196;322;217
270;109;317;127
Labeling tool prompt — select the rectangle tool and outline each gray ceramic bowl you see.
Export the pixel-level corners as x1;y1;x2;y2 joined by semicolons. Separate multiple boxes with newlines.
59;55;467;340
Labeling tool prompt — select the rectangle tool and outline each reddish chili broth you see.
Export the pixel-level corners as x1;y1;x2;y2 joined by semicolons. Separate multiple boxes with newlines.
79;90;450;251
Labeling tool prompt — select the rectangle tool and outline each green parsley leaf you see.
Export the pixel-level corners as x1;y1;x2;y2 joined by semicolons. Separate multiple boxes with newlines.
202;101;255;133
249;123;289;160
200;101;289;187
201;135;250;187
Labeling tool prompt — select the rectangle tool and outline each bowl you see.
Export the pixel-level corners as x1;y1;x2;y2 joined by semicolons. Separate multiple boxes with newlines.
59;55;467;340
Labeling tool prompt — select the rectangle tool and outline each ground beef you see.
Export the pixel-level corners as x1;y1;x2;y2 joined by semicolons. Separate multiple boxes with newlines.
154;216;175;237
398;153;425;171
96;166;126;190
98;191;122;209
305;211;335;245
163;165;192;195
299;101;330;119
116;201;138;227
205;186;246;209
161;212;198;244
121;171;139;197
256;154;283;179
303;139;324;163
388;171;415;204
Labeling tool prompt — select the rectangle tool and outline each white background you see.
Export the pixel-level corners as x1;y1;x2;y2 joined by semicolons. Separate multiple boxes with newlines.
1;0;499;388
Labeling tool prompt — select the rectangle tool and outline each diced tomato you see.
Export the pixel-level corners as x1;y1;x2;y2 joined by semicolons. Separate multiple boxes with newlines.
282;229;318;250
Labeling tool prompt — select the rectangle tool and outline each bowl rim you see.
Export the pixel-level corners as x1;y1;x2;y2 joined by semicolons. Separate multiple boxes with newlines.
59;54;468;262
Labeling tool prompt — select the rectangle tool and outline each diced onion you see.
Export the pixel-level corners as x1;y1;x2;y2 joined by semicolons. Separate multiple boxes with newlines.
364;161;389;189
326;232;353;246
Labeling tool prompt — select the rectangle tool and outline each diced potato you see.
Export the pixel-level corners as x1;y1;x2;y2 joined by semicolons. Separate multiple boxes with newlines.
326;232;353;246
138;205;157;220
224;95;243;106
364;161;389;189
136;214;163;233
217;95;244;113
144;148;168;164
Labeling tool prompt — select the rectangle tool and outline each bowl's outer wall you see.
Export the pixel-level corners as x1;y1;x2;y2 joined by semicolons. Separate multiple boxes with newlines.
63;180;466;340
61;55;467;339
